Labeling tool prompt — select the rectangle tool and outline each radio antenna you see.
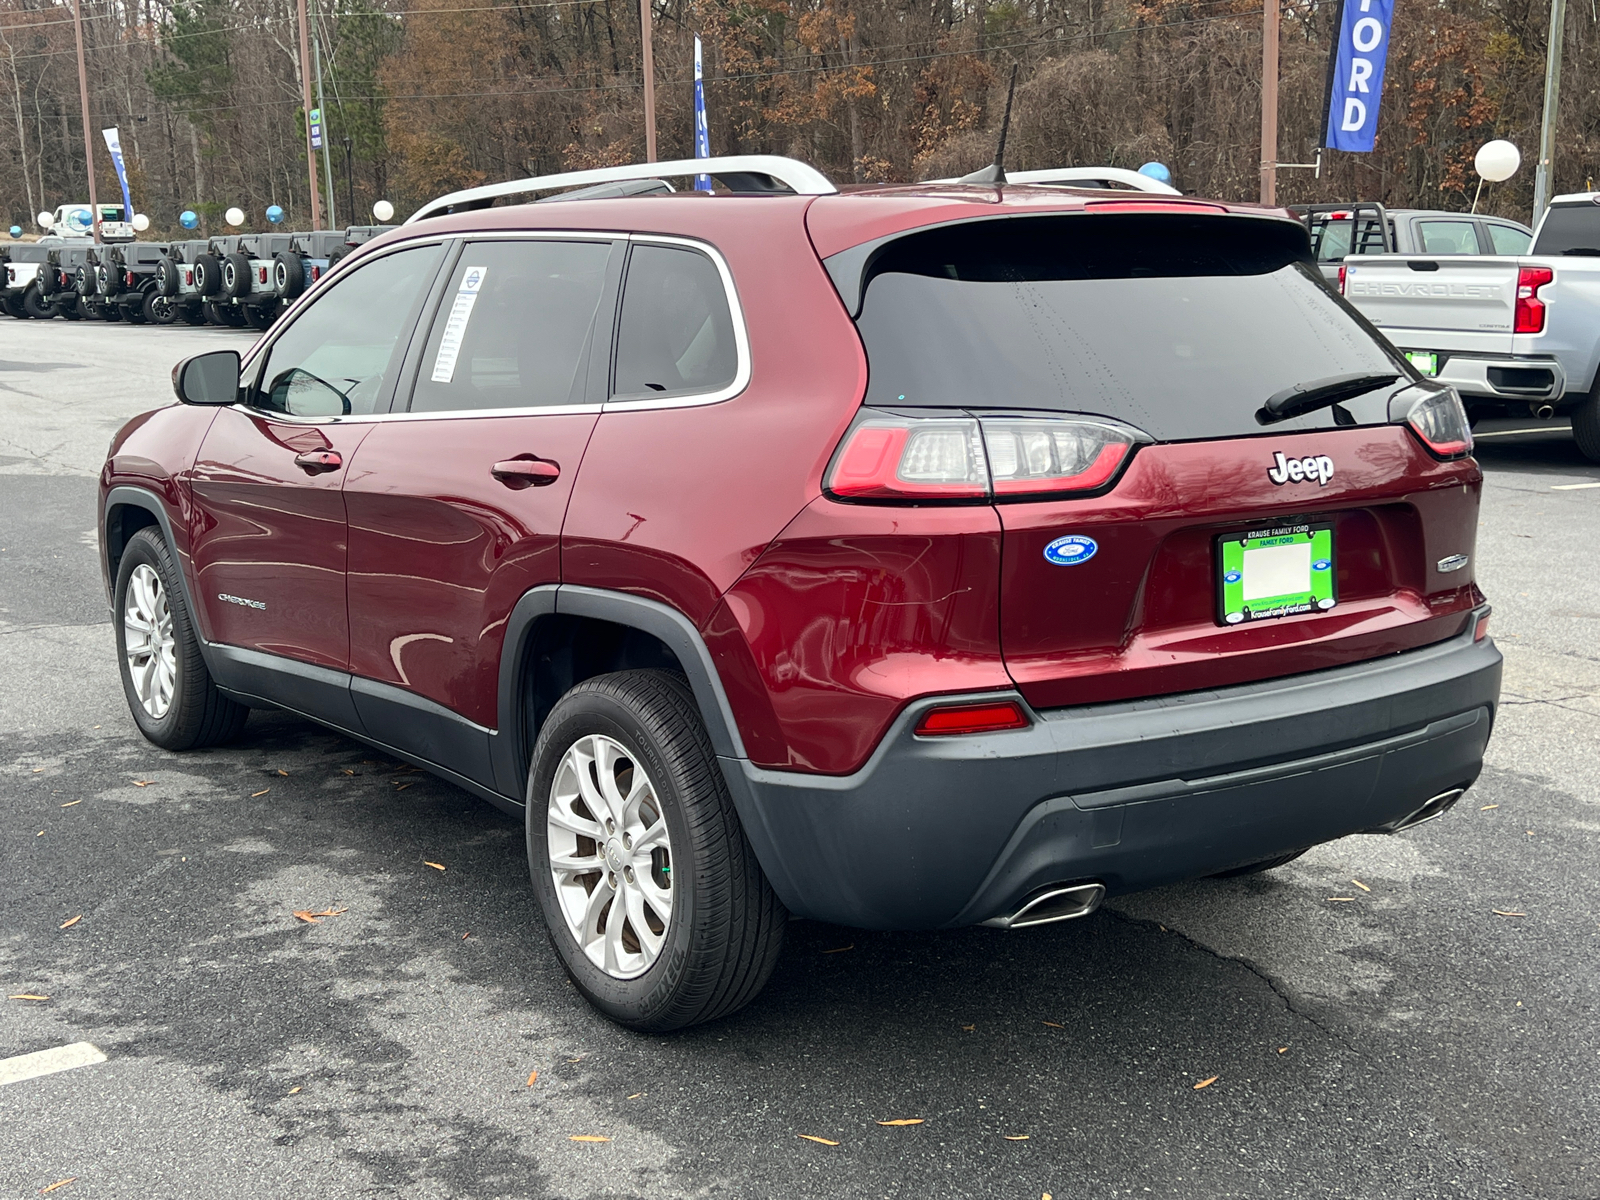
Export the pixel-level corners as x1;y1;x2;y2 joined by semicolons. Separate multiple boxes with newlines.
958;64;1019;186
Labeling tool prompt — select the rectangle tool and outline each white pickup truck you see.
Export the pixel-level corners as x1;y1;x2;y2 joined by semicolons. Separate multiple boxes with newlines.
1338;192;1600;462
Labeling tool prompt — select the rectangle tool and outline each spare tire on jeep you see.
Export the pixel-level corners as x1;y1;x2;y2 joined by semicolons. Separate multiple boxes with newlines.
221;252;252;299
155;256;181;298
192;254;222;297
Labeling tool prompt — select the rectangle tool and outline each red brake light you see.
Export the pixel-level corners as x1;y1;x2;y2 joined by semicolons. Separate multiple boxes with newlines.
827;411;1147;503
125;271;135;287
259;266;269;283
1514;266;1553;333
915;700;1030;736
1085;200;1228;214
1337;264;1347;294
311;265;321;281
1327;210;1350;220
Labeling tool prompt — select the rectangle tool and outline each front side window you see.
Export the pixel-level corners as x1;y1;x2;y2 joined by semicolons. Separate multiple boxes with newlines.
612;243;739;400
408;239;614;413
256;243;443;417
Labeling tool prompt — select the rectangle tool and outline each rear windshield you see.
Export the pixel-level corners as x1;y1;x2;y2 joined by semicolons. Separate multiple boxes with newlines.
1532;203;1600;256
850;214;1405;441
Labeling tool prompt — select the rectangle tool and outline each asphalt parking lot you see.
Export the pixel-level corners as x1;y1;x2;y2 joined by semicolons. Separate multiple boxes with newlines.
2;320;1597;1200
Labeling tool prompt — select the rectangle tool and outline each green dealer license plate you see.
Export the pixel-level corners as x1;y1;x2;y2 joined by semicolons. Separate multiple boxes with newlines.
1217;524;1337;625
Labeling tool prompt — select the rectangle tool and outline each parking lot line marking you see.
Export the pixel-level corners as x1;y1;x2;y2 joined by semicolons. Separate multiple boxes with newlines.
1474;427;1570;438
1550;481;1600;490
0;1042;106;1088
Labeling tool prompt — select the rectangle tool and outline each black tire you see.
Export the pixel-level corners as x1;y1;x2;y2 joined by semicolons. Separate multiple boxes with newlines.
120;298;148;324
202;299;244;327
1573;391;1600;464
21;285;54;319
222;252;252;299
242;300;279;330
178;301;208;326
99;302;123;322
74;266;92;296
113;528;249;751
144;292;179;325
1210;850;1308;878
58;298;83;320
273;252;304;298
155;255;180;297
2;293;28;318
38;265;59;296
193;254;222;297
327;244;351;273
527;670;786;1032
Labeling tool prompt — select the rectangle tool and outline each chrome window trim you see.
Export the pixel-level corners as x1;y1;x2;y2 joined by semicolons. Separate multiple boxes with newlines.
238;230;751;425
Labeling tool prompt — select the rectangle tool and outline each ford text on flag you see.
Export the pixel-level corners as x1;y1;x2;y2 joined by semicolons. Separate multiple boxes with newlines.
1323;0;1395;153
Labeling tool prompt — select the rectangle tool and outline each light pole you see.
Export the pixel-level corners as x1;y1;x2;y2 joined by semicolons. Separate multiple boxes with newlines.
1259;0;1279;205
639;0;656;161
296;0;323;229
70;0;99;242
1533;0;1567;218
344;136;354;229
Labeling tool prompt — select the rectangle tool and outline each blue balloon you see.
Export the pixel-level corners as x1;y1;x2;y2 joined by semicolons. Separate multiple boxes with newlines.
266;205;285;224
180;210;199;230
1138;161;1173;184
8;226;19;238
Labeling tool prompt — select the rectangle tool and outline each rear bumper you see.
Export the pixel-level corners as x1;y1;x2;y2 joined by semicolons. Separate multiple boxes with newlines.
724;611;1501;930
1402;351;1567;402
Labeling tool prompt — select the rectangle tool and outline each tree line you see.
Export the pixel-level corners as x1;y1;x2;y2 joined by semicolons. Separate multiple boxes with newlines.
1;0;1596;236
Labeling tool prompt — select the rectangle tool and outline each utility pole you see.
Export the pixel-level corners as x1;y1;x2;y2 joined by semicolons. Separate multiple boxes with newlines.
1259;0;1279;205
312;15;336;228
70;0;99;242
296;0;324;229
1533;0;1567;217
344;136;355;226
639;0;657;161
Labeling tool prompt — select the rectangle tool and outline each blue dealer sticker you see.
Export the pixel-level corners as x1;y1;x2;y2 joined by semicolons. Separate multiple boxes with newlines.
1043;535;1098;566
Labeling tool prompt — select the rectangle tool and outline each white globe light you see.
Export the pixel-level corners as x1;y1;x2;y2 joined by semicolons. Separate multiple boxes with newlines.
372;199;394;222
1474;140;1521;183
131;213;151;232
36;211;53;230
225;206;245;227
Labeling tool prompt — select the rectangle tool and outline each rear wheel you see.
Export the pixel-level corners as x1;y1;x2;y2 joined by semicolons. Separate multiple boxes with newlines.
145;292;179;325
21;285;54;319
178;301;208;326
527;670;785;1031
1573;392;1600;464
1;294;26;319
114;528;248;751
1210;850;1307;878
242;301;279;330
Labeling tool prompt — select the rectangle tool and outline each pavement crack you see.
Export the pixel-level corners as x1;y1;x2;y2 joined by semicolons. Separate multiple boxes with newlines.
1103;907;1357;1050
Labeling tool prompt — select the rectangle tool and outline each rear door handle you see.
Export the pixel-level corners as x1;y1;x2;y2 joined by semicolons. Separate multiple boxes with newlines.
293;450;343;474
492;458;561;487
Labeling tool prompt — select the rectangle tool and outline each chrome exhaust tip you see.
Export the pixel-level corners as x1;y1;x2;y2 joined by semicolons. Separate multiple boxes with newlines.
1391;787;1465;832
1532;403;1556;419
982;882;1105;930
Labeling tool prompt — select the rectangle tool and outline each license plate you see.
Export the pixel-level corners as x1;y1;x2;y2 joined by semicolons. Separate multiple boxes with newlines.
1405;351;1439;376
1217;524;1337;625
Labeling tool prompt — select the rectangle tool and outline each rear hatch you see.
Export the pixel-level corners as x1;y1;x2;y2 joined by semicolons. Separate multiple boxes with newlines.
827;207;1482;710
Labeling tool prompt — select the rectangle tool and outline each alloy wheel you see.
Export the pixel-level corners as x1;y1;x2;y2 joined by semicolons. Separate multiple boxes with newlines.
546;733;674;979
123;564;176;719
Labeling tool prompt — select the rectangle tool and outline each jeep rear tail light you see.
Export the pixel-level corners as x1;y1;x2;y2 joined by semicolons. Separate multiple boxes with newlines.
1514;266;1553;333
1391;384;1473;459
125;271;135;287
915;699;1029;736
826;410;1147;503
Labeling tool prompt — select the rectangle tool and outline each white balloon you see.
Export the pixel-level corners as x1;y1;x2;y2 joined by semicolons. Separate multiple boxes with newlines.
36;211;53;230
131;213;151;232
1474;140;1521;183
225;206;245;227
372;199;394;222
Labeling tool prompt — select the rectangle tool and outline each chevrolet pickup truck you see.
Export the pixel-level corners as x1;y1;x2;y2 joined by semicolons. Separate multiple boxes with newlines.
1338;192;1600;461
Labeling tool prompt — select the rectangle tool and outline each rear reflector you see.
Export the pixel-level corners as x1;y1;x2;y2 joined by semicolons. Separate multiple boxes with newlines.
914;700;1030;736
1474;610;1491;641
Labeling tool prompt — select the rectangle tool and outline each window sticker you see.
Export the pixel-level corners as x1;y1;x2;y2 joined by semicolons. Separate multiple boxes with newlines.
431;266;488;384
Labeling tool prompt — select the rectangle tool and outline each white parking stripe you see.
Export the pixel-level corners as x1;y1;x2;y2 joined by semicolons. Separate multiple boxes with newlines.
1473;427;1570;438
1551;481;1600;490
0;1042;107;1087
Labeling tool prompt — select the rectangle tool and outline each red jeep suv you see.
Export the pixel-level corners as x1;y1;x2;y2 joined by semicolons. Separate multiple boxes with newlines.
99;156;1501;1030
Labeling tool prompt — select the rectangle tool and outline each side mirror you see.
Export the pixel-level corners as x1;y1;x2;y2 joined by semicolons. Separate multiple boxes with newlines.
173;350;241;406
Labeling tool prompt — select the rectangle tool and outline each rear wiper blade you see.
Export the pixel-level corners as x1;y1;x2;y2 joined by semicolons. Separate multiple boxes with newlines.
1258;372;1400;424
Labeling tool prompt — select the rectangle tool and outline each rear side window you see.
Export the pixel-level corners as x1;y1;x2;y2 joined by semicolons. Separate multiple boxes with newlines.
612;242;738;400
849;214;1403;442
409;239;613;413
1487;223;1532;255
1532;204;1600;255
1416;220;1479;255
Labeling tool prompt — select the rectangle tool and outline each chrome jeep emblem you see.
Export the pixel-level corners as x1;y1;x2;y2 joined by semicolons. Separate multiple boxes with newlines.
1267;452;1335;486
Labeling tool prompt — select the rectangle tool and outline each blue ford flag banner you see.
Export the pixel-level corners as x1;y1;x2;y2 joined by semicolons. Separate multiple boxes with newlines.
1324;0;1395;152
101;127;133;217
694;36;711;192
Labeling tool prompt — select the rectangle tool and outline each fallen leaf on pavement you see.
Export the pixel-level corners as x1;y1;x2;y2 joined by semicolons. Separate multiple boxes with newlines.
288;1087;301;1094
1480;804;1499;810
277;770;289;777
39;1178;76;1194
1193;1075;1219;1090
569;1135;610;1143
395;783;412;791
133;780;152;787
1493;910;1526;917
60;800;81;808
797;1135;839;1146
341;769;355;776
1041;1020;1063;1028
1277;1047;1288;1054
1351;879;1371;892
424;861;446;871
821;944;853;954
526;1071;538;1087
59;916;81;929
877;1119;923;1126
251;789;270;798
627;1092;643;1100
961;1024;975;1032
462;931;470;939
1326;897;1356;902
1002;1134;1029;1141
292;908;348;923
32;767;45;773
10;994;49;1001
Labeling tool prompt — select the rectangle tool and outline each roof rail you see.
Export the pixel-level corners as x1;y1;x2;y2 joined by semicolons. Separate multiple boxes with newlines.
408;155;837;223
926;166;1181;196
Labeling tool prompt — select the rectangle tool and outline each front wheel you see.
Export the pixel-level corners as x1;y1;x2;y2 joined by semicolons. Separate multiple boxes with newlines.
114;528;249;750
527;670;785;1031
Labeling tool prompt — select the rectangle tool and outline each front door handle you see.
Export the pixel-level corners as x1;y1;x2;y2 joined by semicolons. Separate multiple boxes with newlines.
492;458;561;488
293;450;343;474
